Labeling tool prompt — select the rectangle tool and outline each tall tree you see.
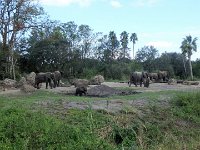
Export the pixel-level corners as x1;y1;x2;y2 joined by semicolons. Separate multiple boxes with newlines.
107;31;119;60
180;35;198;80
136;46;159;72
0;0;45;79
78;24;93;60
130;33;138;59
120;31;130;59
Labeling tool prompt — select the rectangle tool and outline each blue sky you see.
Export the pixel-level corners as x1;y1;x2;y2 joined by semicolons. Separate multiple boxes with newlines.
39;0;200;60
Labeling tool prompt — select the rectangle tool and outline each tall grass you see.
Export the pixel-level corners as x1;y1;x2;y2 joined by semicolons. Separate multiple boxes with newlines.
173;91;200;123
0;108;114;149
0;90;200;149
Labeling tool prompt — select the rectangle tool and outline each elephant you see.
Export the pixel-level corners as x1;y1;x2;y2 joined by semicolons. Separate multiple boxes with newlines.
128;71;149;87
143;77;150;88
34;72;54;89
158;71;169;82
52;71;62;88
75;86;87;96
148;72;158;82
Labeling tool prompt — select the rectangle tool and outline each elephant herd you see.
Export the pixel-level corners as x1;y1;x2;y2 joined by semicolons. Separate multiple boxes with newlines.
128;71;169;88
34;71;62;89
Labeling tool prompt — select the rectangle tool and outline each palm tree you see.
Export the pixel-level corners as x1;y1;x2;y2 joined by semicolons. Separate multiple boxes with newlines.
180;35;198;80
130;33;138;59
120;31;129;59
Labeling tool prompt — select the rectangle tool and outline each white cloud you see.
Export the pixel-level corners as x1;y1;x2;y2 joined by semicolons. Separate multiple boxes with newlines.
40;0;93;7
146;41;173;49
110;0;122;8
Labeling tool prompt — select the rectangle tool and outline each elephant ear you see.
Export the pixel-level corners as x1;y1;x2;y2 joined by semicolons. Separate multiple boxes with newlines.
142;72;148;78
50;73;55;80
60;71;63;76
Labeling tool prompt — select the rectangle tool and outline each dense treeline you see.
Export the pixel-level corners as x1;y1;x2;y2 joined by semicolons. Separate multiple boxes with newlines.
0;0;199;81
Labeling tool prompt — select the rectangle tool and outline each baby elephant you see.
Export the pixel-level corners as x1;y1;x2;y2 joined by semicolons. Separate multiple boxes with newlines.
75;87;87;96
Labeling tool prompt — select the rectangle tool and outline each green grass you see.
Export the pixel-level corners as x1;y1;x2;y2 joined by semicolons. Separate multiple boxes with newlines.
0;89;200;149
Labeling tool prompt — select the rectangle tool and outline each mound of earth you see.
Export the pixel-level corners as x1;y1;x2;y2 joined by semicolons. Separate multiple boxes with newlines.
87;85;139;97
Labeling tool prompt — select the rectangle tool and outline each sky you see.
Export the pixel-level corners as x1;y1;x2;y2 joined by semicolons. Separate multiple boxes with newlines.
39;0;200;60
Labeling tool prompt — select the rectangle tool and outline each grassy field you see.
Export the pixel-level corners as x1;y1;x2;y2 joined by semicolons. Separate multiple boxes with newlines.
0;89;200;149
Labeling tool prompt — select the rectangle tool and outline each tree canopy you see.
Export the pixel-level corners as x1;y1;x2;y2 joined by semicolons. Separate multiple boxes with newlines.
0;1;199;81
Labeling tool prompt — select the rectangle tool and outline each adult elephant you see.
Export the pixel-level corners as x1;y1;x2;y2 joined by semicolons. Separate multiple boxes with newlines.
35;72;54;89
128;71;149;87
158;71;169;82
148;72;158;82
53;71;62;88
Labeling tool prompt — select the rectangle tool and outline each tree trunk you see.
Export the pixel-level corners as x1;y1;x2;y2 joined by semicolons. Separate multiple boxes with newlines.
182;55;187;79
11;53;16;80
132;43;135;60
188;55;193;80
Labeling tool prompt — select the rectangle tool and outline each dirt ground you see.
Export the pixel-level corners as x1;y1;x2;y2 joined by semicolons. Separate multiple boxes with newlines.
1;81;200;113
1;81;200;95
45;81;200;95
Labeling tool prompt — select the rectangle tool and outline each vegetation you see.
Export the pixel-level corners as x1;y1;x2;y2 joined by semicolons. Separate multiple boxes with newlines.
0;90;200;149
0;0;199;149
0;0;199;80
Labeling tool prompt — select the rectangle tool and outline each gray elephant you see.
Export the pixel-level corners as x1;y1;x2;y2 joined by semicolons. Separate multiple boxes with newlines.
53;71;62;88
128;71;149;87
75;86;87;96
35;72;54;89
148;72;158;82
158;71;169;82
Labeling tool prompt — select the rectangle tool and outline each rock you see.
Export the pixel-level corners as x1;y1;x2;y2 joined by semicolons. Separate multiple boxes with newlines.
26;72;36;86
73;79;89;88
2;78;17;90
16;77;27;88
89;75;104;85
183;81;199;85
20;84;36;93
177;80;184;84
168;78;177;85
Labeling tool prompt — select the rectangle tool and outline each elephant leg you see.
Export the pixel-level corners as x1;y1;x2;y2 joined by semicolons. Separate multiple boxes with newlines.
57;80;60;87
134;82;137;87
128;81;131;87
53;80;56;88
50;81;53;89
45;81;48;89
36;83;40;89
49;79;53;89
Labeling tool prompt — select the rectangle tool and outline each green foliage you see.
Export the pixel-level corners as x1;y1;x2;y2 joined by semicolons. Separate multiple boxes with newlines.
193;59;200;78
136;46;159;72
0;90;200;149
173;92;200;123
119;31;130;59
